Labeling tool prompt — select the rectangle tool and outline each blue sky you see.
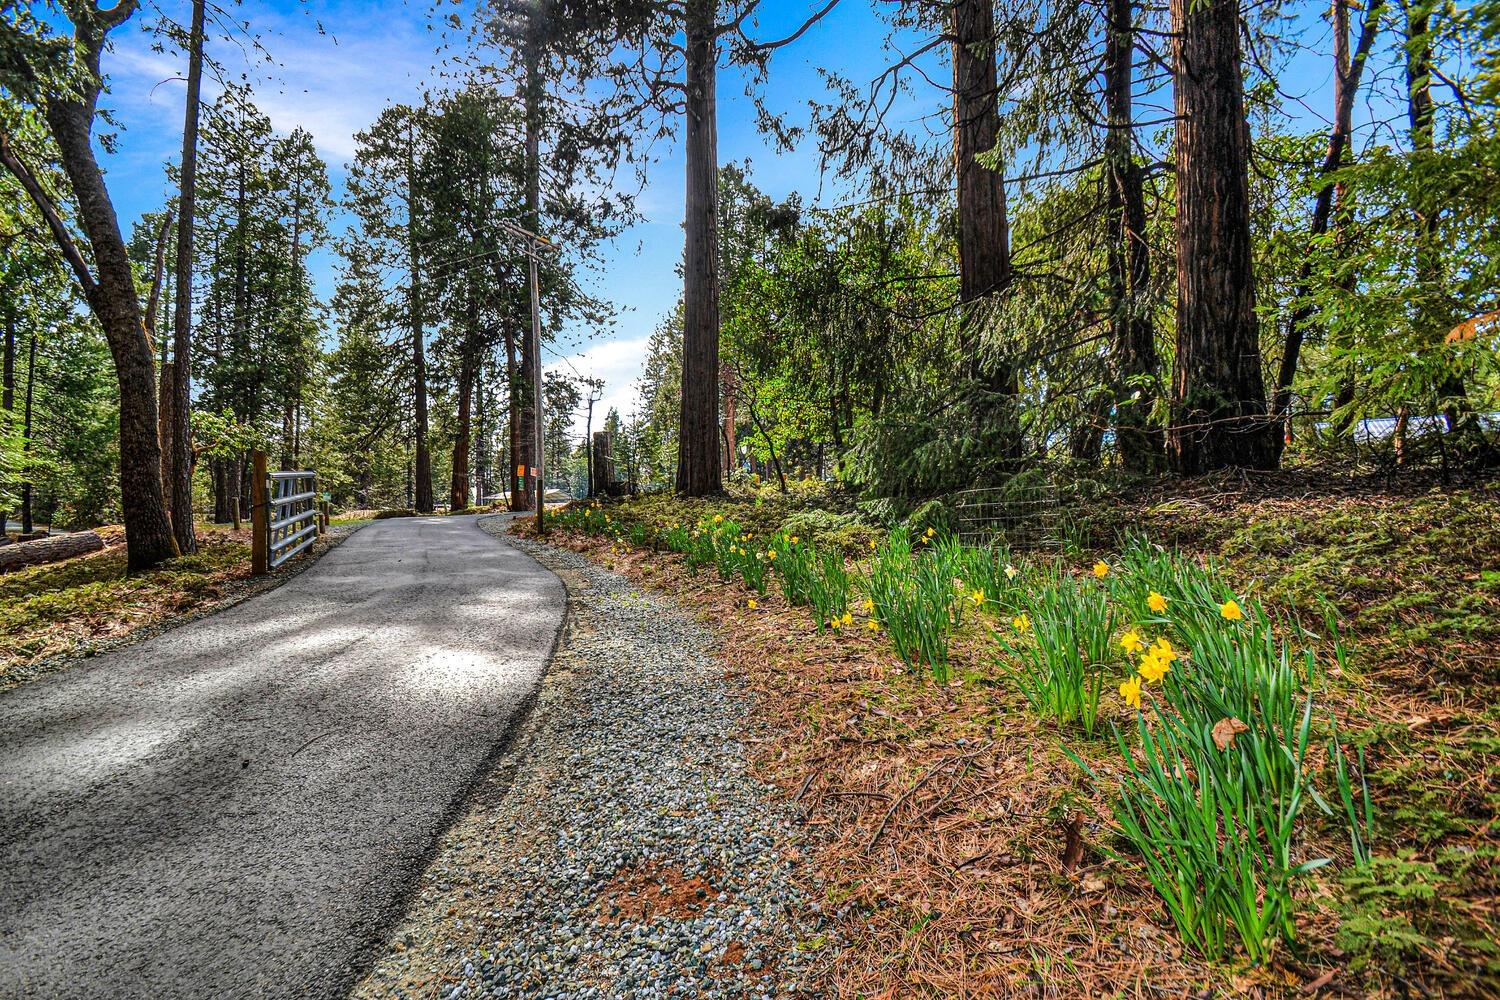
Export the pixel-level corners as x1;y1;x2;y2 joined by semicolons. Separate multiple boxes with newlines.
90;0;1368;437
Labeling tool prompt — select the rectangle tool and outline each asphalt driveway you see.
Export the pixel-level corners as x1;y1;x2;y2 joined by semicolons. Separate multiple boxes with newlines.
0;514;563;999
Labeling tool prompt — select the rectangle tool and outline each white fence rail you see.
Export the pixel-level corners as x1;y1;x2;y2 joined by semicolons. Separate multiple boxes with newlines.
268;470;319;568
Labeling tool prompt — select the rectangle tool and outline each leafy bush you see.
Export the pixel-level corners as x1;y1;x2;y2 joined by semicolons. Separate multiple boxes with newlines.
777;508;877;554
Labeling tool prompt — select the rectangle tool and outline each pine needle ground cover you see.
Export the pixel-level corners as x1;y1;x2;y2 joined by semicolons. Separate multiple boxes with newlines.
520;481;1498;998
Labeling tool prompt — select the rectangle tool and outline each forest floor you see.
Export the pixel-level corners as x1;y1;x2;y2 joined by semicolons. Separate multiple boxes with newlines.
0;520;358;693
511;471;1498;998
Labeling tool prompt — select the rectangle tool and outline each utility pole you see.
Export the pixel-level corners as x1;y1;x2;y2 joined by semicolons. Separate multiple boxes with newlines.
584;377;602;498
528;250;545;533
500;217;554;535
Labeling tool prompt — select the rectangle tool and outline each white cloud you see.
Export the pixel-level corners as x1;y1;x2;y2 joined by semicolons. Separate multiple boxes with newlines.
544;334;653;440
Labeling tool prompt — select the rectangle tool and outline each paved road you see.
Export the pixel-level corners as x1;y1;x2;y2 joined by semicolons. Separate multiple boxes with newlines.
0;514;563;1000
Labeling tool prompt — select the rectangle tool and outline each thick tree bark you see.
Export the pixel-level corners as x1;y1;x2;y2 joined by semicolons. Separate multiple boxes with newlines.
20;330;35;534
677;0;723;496
951;0;1020;461
158;360;175;498
2;309;13;536
1166;0;1278;472
1270;0;1383;454
169;0;205;554
1104;0;1160;472
951;0;1014;374
450;346;475;511
32;5;178;567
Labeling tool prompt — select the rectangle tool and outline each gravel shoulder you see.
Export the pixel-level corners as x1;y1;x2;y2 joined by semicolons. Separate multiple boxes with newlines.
351;520;828;1000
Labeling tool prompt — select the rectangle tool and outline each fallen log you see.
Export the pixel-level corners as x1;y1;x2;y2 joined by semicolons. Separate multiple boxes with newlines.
0;530;105;573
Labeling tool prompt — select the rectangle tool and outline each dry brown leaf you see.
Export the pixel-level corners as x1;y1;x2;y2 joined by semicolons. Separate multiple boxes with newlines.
1211;717;1250;751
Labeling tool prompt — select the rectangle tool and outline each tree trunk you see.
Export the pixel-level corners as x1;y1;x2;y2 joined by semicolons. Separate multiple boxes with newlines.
951;0;1021;462
451;346;475;511
169;0;205;554
20;330;36;534
212;458;230;524
2;309;13;537
158;360;175;499
43;76;178;567
677;0;723;496
1166;0;1278;473
406;116;434;513
1104;0;1160;472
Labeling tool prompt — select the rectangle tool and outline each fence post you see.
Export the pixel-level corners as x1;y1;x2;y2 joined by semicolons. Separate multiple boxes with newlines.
250;449;268;576
319;499;329;535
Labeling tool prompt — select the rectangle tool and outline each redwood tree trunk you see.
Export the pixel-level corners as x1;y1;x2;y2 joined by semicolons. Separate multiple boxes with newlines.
677;0;723;496
1166;0;1277;473
169;0;205;554
951;0;1021;461
1104;0;1160;472
2;309;14;536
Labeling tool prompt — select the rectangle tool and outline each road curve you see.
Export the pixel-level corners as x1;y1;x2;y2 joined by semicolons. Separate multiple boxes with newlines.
0;514;564;1000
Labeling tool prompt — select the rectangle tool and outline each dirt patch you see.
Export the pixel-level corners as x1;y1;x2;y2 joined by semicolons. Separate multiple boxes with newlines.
595;861;728;924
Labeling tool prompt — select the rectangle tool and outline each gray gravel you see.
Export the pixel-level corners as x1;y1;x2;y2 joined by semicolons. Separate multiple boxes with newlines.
0;514;563;1000
354;518;827;999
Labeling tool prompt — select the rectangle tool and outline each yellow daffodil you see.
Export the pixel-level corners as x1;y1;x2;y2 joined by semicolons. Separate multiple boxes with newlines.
867;619;881;632
1093;560;1110;578
841;611;853;627
970;589;986;607
747;599;758;610
863;598;874;614
1138;652;1170;684
713;514;724;524
1120;674;1143;709
1005;564;1019;580
830;617;843;631
1151;637;1177;662
924;526;936;538
919;536;931;545
868;539;878;551
1220;599;1244;621
766;549;778;561
790;535;800;545
1011;613;1031;632
1120;629;1144;654
1147;591;1167;613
